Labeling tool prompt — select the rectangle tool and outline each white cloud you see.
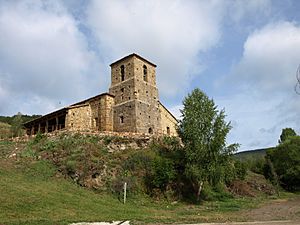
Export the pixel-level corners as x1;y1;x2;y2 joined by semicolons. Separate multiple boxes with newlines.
86;0;225;97
220;21;300;150
235;21;300;92
0;0;100;115
228;0;271;24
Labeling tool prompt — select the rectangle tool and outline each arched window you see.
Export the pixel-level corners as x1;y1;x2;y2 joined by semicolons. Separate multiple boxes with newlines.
143;65;147;82
120;65;125;81
120;116;124;124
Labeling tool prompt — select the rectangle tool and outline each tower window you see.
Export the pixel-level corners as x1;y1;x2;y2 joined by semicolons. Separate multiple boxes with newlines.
143;65;148;82
167;127;170;135
120;65;125;81
148;127;153;134
120;116;124;124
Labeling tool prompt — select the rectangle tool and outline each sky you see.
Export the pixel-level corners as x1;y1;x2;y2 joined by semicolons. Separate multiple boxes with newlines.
0;0;300;151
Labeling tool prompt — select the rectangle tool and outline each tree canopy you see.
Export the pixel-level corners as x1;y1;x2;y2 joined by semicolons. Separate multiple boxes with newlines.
278;128;297;143
267;128;300;191
178;88;239;200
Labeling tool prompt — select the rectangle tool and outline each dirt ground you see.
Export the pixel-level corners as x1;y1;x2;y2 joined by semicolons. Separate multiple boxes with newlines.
241;196;300;222
178;196;300;225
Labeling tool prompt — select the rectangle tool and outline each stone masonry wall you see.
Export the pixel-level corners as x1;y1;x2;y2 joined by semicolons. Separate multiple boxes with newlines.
111;57;135;87
112;100;137;133
133;56;161;134
159;104;178;136
109;55;161;134
100;95;114;132
66;104;92;131
89;94;114;132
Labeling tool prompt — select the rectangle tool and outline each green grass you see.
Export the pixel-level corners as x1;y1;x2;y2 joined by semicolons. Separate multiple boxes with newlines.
0;156;267;225
0;137;297;225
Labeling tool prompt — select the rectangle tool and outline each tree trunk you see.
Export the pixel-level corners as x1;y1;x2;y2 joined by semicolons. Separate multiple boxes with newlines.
196;181;203;202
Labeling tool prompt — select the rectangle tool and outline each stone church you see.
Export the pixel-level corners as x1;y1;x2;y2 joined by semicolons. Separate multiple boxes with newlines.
24;54;178;136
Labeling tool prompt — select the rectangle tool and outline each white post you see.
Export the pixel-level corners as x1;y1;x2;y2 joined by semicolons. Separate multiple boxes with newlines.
123;182;127;204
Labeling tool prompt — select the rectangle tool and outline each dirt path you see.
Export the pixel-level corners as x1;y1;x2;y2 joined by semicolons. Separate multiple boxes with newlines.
178;196;300;225
241;196;300;222
185;221;299;225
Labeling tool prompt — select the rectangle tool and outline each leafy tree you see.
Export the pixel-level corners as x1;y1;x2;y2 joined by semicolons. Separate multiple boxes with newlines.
279;128;297;143
178;88;238;201
10;112;24;137
146;156;175;192
268;135;300;191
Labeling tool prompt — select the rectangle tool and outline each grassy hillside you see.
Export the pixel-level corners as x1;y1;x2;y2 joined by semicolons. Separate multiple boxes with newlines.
0;122;11;139
235;148;272;161
0;134;291;225
0;141;262;225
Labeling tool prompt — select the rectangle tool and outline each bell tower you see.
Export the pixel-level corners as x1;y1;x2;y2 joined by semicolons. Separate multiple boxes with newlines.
109;53;161;134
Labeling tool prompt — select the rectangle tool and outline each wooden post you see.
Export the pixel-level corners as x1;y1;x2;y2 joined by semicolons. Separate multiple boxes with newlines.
123;182;127;204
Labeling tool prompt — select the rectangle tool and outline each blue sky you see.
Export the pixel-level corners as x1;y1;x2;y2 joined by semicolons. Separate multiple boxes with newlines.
0;0;300;151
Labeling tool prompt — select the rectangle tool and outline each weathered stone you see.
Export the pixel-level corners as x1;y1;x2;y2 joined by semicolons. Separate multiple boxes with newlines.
24;53;178;137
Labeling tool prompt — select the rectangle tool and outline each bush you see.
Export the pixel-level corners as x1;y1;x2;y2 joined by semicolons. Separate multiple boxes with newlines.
200;182;232;201
145;156;175;192
234;160;247;180
267;136;300;191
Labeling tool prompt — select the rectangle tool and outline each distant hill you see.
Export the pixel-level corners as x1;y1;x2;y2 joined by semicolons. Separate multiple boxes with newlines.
0;114;41;138
234;148;274;161
0;114;41;125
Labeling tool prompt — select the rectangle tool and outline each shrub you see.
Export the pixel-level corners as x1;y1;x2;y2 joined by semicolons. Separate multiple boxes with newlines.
145;156;175;192
267;136;300;191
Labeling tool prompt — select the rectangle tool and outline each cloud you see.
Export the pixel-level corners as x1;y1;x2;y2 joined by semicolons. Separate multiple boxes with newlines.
86;0;225;98
228;0;271;24
218;21;300;150
0;0;99;115
234;21;300;92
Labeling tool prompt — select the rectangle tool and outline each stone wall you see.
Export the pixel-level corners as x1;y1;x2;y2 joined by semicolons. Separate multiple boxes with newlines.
159;103;178;136
66;104;92;131
109;54;162;135
112;100;137;133
25;54;178;137
133;56;161;134
110;57;135;87
100;95;114;132
109;78;135;104
89;94;114;132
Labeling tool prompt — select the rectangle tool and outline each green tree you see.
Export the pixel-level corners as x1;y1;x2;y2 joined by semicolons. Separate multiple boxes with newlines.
279;128;297;143
178;88;238;201
10;112;24;137
268;135;300;191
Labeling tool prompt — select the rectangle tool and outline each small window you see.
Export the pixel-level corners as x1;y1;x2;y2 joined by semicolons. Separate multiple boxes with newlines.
120;65;125;81
167;127;170;135
95;117;99;127
143;65;147;81
120;116;124;124
148;127;153;134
